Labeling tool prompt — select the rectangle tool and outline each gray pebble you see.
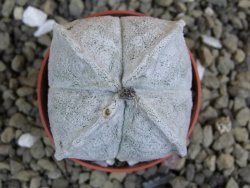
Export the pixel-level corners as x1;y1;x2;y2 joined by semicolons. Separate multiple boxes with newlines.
90;171;108;188
1;127;15;143
79;172;90;184
110;172;127;182
226;178;238;188
188;143;201;159
233;144;248;167
155;0;173;7
52;178;69;188
217;56;234;75
0;144;11;155
11;55;25;72
13;170;39;181
9;113;28;129
186;164;195;181
204;155;216;171
214;95;229;109
15;98;32;114
37;159;56;171
42;0;57;15
10;160;23;174
238;0;250;8
236;107;250;126
1;0;15;17
13;6;23;20
16;87;34;97
238;167;250;184
203;125;213;147
170;176;189;188
213;133;234;150
234;49;246;63
200;46;214;67
30;177;41;188
69;0;84;17
216;153;234;170
0;61;6;72
190;124;203;144
234;127;249;143
0;32;10;50
223;33;238;53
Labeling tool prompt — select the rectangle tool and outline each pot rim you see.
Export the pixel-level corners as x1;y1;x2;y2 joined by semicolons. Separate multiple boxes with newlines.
37;10;201;172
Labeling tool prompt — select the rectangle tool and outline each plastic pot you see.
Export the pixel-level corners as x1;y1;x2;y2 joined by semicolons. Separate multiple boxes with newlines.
37;10;201;172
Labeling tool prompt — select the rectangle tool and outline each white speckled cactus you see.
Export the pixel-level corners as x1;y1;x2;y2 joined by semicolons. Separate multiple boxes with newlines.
48;16;193;164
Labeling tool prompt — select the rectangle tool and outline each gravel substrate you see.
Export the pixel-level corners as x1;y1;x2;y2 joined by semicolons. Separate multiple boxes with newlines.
0;0;250;188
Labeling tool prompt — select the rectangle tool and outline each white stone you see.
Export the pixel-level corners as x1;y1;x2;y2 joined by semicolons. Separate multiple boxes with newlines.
201;35;222;49
17;133;38;148
22;6;47;27
106;159;115;166
197;60;205;80
34;19;56;37
13;7;23;20
205;7;214;16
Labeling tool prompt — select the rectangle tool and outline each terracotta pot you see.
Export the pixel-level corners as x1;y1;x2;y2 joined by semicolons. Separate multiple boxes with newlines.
37;10;201;172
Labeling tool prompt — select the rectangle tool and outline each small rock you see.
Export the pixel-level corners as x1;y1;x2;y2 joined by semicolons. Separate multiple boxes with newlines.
238;167;250;184
90;171;108;188
9;113;28;129
204;155;216;171
110;172;127;182
69;0;84;17
170;176;189;188
212;19;223;38
207;0;227;6
0;145;11;155
37;159;56;171
143;166;158;179
200;46;214;67
79;172;90;184
16;87;34;97
15;98;32;114
217;153;234;170
234;127;249;142
0;162;10;170
233;144;248;167
197;60;205;80
0;61;6;72
203;75;220;89
124;174;137;188
223;33;238;52
205;7;214;16
234;49;246;63
34;19;55;37
30;177;41;188
52;178;69;188
202;125;213;147
217;56;234;75
155;0;173;7
215;116;232;134
226;178;238;188
17;133;38;148
236;107;250;126
201;35;222;49
213;133;234;150
13;6;23;20
22;6;47;27
11;55;25;72
1;127;15;143
1;0;15;17
0;32;10;50
103;181;114;188
199;106;218;123
188;143;201;159
238;0;250;8
190;124;203;144
186;164;195;181
214;95;229;109
194;173;205;185
10;160;23;174
37;34;51;46
13;170;39;181
47;169;62;179
30;141;45;159
42;0;57;15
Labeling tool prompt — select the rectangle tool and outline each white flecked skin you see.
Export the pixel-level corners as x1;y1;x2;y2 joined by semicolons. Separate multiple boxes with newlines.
48;16;193;163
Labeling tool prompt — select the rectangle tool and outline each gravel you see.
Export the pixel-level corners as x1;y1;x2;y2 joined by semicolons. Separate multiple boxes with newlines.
0;0;250;187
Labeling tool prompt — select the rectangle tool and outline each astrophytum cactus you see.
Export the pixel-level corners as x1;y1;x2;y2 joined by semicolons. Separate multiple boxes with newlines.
48;16;193;163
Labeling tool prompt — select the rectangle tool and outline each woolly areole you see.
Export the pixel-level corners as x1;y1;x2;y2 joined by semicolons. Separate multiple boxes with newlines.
48;16;193;163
